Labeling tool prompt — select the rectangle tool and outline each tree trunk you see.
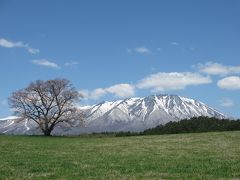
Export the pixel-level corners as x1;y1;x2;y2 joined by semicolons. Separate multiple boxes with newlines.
43;130;52;136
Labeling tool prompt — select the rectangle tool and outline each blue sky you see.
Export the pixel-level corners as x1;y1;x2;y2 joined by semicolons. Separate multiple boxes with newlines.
0;0;240;118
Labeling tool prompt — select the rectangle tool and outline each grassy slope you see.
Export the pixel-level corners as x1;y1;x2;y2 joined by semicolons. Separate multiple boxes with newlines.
0;131;240;179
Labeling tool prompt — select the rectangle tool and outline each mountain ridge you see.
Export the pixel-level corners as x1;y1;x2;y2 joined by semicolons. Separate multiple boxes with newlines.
0;94;226;135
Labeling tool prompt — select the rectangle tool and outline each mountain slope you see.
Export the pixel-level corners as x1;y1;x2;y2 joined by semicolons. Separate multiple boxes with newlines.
79;95;225;133
0;95;226;135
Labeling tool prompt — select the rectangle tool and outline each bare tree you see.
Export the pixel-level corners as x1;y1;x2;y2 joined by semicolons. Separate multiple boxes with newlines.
9;79;84;136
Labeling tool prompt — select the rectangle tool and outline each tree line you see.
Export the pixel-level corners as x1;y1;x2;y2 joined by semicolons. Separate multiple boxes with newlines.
81;116;240;137
142;116;240;135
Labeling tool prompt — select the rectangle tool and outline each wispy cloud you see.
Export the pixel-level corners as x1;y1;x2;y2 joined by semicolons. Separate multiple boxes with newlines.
219;98;234;107
197;62;240;76
128;42;184;54
137;72;211;92
217;76;240;90
127;48;132;53
135;47;150;54
64;61;79;67
127;47;151;54
0;38;39;54
170;42;179;46
0;100;7;106
27;47;40;54
32;59;60;69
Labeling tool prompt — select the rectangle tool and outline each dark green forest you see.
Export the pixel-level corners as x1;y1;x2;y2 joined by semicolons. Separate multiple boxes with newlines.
142;116;240;135
111;116;240;137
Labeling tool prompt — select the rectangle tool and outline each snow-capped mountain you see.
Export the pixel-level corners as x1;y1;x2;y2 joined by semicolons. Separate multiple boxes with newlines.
0;95;226;135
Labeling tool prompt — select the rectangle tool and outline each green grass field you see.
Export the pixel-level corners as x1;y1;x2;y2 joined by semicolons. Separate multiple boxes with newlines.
0;131;240;179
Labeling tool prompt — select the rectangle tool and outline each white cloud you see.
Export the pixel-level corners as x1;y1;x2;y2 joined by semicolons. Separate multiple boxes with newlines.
90;88;107;100
105;84;135;98
64;61;79;67
217;76;240;90
135;47;150;54
0;38;39;54
137;72;212;92
79;88;106;100
0;38;23;48
81;72;212;100
32;59;60;69
219;98;234;107
170;42;179;46
80;83;135;100
78;89;90;99
197;62;240;76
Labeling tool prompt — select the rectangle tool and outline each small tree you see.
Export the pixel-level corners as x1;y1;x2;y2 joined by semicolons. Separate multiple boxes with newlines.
9;78;84;136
